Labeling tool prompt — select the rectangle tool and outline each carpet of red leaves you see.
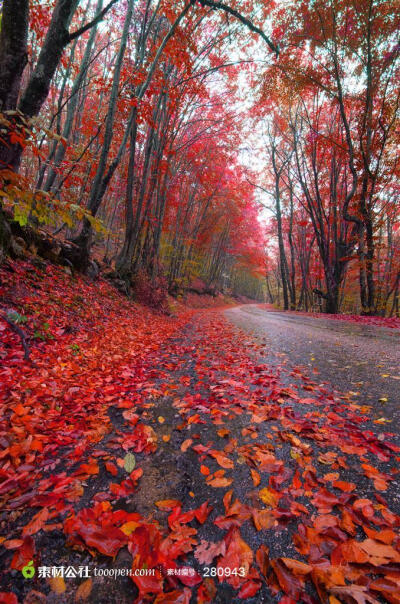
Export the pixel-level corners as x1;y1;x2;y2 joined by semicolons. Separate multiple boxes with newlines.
1;260;400;604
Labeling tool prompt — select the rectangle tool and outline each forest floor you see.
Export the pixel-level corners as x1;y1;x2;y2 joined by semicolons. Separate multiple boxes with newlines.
0;259;399;604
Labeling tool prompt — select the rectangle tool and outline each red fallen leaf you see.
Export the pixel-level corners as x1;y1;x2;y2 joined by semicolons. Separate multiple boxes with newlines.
250;469;261;486
193;501;213;524
181;439;193;452
200;465;210;476
330;585;380;604
2;540;24;549
278;598;298;604
132;570;164;596
214;493;252;529
167;506;196;530
270;559;303;599
105;461;118;476
331;540;369;565
280;558;312;575
358;539;400;565
339;509;357;535
332;480;356;492
252;509;275;530
369;577;400;598
313;514;338;532
256;544;270;577
109;467;143;497
197;578;216;604
217;527;253;589
363;527;395;544
206;470;232;487
122;410;139;424
74;461;99;476
187;413;204;425
10;536;35;570
237;579;262;598
297;398;316;405
177;568;202;587
122;424;157;454
292;470;302;490
130;468;143;482
155;499;182;511
0;593;18;604
311;488;341;513
22;508;49;537
322;472;340;482
361;463;390;491
80;525;127;556
154;588;191;603
194;539;226;565
381;508;397;526
64;506;129;557
353;498;375;519
209;449;234;469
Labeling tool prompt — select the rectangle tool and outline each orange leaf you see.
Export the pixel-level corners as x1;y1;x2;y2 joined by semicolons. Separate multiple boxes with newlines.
252;509;274;531
280;558;312;575
363;527;395;545
75;578;92;601
332;480;356;492
181;439;193;452
22;508;49;537
105;461;118;476
209;450;234;469
250;469;260;486
155;499;181;510
49;576;66;594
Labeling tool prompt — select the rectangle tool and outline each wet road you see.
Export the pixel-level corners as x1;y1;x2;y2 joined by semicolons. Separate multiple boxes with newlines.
225;305;400;433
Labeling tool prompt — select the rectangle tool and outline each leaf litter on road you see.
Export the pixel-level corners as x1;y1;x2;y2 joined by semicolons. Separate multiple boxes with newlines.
0;260;399;603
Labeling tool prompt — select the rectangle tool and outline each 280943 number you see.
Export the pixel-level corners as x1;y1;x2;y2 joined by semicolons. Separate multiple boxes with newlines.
202;567;246;577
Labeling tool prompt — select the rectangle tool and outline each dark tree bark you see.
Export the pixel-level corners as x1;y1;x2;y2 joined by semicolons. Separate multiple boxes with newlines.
0;0;29;112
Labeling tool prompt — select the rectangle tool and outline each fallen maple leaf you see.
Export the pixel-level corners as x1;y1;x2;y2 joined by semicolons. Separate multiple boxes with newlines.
195;539;226;564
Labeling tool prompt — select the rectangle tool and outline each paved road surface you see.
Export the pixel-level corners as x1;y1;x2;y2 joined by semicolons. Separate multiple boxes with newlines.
225;305;400;433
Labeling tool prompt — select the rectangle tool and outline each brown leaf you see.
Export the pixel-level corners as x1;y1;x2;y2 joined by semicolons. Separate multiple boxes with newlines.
75;579;92;601
49;577;66;594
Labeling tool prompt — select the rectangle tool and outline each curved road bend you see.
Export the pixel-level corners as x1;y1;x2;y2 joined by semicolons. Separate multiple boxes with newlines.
225;305;400;434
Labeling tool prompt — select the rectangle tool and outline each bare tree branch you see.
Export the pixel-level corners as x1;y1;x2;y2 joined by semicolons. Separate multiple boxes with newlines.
197;0;279;55
68;0;120;42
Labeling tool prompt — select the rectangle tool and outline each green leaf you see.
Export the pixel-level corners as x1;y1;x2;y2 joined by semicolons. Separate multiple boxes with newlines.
13;206;28;226
123;452;136;473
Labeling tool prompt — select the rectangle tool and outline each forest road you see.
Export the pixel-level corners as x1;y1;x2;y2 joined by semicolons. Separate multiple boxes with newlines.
225;304;400;433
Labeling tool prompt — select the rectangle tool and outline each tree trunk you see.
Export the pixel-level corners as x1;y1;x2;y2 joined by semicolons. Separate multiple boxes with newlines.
0;0;29;112
43;0;103;193
69;0;134;269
